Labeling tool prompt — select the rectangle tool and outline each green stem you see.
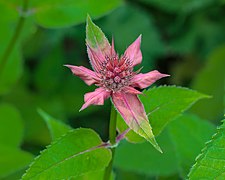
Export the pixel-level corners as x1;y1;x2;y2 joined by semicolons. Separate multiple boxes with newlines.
104;105;117;180
0;0;29;73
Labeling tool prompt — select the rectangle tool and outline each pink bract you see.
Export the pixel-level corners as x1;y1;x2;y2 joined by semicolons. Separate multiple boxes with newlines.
65;35;169;150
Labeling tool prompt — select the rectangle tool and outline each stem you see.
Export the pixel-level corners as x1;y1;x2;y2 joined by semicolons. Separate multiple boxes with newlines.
0;0;29;73
104;105;117;180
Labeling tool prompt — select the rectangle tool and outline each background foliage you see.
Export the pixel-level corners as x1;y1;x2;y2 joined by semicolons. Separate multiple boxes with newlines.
0;0;225;179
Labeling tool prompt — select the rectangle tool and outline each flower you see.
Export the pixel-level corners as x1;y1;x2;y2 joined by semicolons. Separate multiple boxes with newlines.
65;16;169;152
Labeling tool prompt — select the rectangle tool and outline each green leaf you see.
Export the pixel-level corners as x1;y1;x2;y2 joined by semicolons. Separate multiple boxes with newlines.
117;86;209;143
190;46;225;121
0;145;33;179
188;119;225;179
168;114;216;177
31;0;122;28
0;103;24;147
143;86;209;136
38;109;72;141
114;129;179;176
22;128;111;179
86;14;110;52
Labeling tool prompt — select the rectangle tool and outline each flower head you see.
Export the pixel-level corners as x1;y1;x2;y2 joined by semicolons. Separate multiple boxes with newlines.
65;16;169;152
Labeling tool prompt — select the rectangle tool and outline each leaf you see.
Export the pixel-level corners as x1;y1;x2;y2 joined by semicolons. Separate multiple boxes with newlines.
22;128;111;179
143;86;209;136
190;45;225;121
114;129;179;176
188;119;225;179
117;86;209;143
0;145;33;179
86;14;110;52
168;114;216;177
0;103;24;147
31;0;122;28
38;109;72;141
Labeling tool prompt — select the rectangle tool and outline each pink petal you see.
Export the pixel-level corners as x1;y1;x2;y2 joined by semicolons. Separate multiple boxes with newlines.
124;35;142;67
122;86;142;95
64;65;100;86
87;45;105;72
112;92;162;152
111;37;116;57
131;70;170;89
80;87;111;111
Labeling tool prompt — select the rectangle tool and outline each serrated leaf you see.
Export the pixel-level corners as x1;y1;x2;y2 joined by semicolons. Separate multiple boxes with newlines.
188;119;225;179
0;144;33;179
38;109;72;141
114;129;179;176
86;15;110;52
31;0;122;28
143;86;209;136
168;114;216;177
0;103;24;147
22;128;111;179
117;86;209;143
190;45;225;121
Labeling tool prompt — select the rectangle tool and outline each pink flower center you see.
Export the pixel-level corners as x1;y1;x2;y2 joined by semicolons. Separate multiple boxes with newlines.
100;55;134;92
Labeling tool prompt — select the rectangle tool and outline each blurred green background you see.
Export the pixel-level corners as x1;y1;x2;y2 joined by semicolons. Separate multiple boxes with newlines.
0;0;225;179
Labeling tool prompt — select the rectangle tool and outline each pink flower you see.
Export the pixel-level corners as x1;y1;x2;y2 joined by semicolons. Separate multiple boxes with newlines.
65;21;169;151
